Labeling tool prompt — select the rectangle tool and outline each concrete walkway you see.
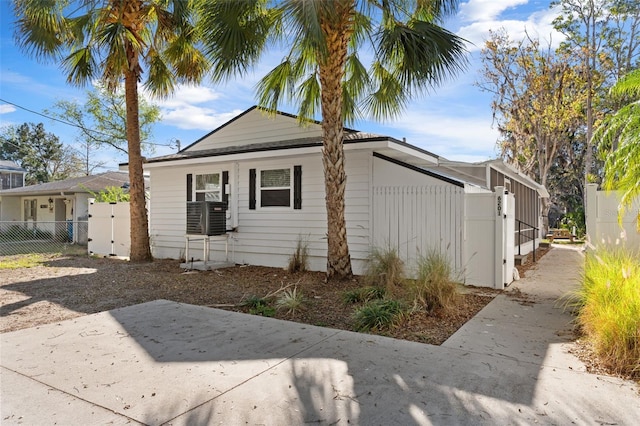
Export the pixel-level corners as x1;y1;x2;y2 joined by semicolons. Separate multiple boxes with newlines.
1;245;639;425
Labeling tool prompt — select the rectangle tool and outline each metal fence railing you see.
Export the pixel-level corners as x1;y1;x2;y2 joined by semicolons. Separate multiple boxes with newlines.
0;221;88;256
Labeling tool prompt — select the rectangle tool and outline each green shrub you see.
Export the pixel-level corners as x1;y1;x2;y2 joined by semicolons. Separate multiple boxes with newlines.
342;286;386;304
90;186;130;203
575;248;640;379
353;299;405;332
410;249;459;312
287;236;309;273
365;245;405;295
275;287;305;315
242;295;275;317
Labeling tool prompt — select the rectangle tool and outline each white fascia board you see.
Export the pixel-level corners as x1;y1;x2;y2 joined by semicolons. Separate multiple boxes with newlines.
142;146;323;169
386;141;439;165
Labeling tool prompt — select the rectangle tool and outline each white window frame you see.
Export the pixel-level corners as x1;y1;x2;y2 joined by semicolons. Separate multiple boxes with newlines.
258;167;292;209
194;172;222;202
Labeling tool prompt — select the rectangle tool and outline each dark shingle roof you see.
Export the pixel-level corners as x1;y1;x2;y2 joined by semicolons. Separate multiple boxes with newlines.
0;160;27;173
140;131;438;165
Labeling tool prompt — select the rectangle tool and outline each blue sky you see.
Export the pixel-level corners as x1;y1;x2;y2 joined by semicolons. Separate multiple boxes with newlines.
0;1;563;172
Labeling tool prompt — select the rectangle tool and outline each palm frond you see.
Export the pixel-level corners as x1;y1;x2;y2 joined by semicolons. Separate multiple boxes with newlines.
13;0;67;60
63;46;98;86
198;0;276;81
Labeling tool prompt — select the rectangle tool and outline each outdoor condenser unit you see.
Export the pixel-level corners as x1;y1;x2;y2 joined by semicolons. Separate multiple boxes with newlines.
186;201;226;236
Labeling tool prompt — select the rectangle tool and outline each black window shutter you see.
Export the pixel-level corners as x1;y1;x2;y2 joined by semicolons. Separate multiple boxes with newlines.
222;171;229;205
293;165;302;209
186;174;192;202
249;169;256;210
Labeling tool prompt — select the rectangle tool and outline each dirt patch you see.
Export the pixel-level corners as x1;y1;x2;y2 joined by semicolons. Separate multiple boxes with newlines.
1;255;499;345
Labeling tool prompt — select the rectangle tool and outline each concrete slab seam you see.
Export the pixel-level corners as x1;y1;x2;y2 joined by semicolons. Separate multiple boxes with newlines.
158;328;346;425
0;365;143;425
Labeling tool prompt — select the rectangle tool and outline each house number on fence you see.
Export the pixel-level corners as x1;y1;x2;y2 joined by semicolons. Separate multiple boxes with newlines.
497;195;502;217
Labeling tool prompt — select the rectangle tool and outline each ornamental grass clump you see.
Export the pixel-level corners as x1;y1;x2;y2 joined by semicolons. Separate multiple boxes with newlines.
287;236;309;273
342;286;386;304
410;249;459;313
353;299;405;332
365;245;405;296
275;286;305;316
575;248;640;379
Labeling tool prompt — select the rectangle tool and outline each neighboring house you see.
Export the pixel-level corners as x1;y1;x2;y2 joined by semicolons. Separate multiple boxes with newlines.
0;171;131;244
139;106;548;288
0;160;26;190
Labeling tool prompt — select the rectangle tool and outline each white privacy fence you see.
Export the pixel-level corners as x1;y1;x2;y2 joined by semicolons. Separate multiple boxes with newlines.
87;202;131;257
585;184;640;251
372;185;515;289
463;190;515;289
372;186;464;273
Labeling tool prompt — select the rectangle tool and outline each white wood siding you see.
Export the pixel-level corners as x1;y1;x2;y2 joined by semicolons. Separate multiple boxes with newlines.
149;150;372;274
185;109;323;152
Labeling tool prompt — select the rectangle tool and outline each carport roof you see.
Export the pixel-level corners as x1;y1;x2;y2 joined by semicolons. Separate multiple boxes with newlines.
0;172;131;196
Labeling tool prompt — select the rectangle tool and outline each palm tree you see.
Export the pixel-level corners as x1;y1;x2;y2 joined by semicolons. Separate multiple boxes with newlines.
199;0;467;279
595;69;640;227
13;0;209;261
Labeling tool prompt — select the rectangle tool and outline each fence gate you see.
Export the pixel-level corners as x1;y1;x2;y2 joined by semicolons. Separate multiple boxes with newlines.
88;202;130;257
464;187;515;289
372;186;464;274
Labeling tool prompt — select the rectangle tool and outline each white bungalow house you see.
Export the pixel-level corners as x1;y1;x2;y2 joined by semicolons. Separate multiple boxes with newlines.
138;106;548;289
0;171;130;244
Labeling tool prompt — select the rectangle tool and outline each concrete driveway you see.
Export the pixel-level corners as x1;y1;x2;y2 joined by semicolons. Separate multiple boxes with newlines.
1;245;639;425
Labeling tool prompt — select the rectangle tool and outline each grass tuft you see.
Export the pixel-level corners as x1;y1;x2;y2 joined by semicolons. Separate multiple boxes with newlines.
242;295;275;317
353;299;405;332
275;286;305;315
0;253;53;269
409;249;459;313
342;286;386;304
287;236;309;273
364;245;405;296
572;248;640;379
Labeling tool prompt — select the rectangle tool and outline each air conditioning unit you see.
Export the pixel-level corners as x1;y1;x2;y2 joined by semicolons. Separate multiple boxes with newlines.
186;201;226;236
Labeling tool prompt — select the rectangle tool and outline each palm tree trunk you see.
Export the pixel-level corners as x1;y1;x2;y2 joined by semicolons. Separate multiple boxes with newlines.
124;61;152;262
318;4;354;279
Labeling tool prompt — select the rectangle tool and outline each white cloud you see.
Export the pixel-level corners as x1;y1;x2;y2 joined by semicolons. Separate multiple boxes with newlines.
377;109;501;162
144;84;246;130
161;105;244;131
459;0;529;22
0;104;16;114
457;4;564;52
155;84;223;108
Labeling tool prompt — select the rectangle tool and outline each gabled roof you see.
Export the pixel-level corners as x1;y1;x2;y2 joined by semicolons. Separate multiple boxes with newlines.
0;160;26;173
138;106;439;168
0;171;131;196
178;105;358;152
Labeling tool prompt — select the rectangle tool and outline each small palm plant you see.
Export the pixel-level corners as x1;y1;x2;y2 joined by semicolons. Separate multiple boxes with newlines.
275;286;305;316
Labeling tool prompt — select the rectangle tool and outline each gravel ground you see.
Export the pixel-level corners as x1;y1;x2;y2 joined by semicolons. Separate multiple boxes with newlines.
0;254;500;345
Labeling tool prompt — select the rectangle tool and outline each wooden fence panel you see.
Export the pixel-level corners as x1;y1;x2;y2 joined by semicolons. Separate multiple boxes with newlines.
372;186;464;274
